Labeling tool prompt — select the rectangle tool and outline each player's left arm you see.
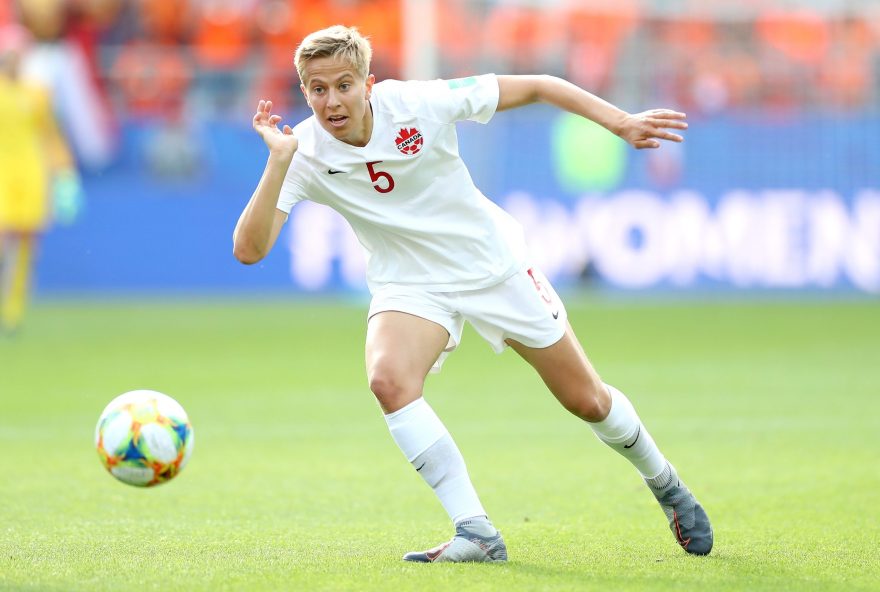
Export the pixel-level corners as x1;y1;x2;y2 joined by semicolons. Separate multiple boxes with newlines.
36;86;84;224
33;87;75;172
496;74;686;149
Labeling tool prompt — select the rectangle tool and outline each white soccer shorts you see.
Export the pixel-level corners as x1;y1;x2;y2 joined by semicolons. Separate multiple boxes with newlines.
368;265;568;372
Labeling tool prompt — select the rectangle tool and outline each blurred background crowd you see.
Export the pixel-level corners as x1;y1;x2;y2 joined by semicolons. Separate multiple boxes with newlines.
5;0;880;135
1;1;878;323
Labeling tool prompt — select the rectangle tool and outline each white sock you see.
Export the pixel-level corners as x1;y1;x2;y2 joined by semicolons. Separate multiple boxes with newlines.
589;384;667;479
384;398;489;526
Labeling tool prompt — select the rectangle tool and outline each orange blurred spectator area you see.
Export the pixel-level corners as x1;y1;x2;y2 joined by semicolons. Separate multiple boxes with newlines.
6;0;880;120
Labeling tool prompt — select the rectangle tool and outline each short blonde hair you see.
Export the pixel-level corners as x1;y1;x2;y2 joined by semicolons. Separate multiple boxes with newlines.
294;25;372;85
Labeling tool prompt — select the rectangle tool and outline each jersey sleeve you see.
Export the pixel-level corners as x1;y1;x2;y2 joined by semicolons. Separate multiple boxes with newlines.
276;157;310;214
406;74;499;125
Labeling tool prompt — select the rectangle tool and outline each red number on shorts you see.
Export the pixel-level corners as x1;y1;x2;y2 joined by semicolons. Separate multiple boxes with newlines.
527;268;553;304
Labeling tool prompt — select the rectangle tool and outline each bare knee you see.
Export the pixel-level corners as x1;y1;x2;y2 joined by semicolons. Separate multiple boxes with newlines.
561;381;611;422
368;364;423;414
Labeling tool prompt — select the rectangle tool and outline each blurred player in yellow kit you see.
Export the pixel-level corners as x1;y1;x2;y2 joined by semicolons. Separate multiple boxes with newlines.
0;23;82;334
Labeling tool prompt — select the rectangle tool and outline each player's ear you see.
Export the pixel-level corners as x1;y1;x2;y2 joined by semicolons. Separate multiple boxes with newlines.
364;74;375;100
300;83;311;108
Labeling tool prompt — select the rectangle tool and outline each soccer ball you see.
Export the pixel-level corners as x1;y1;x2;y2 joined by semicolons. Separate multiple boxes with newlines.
95;390;195;487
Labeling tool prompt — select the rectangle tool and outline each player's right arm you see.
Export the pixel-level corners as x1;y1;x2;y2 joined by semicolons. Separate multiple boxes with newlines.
233;100;297;265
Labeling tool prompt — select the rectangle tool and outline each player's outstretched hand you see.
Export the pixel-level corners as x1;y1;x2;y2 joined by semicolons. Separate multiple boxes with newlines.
253;99;298;159
618;109;688;150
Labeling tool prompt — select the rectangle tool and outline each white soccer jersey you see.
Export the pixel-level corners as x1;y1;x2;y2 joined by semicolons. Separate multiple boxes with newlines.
276;74;527;292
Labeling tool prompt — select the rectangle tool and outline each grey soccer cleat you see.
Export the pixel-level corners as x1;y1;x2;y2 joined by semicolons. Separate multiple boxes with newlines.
647;464;714;555
403;522;508;563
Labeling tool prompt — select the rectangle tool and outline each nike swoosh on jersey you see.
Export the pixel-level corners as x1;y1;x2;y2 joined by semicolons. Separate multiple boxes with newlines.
327;169;347;174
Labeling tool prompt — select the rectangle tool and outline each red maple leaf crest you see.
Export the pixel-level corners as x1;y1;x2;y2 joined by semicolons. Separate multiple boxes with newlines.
395;127;423;155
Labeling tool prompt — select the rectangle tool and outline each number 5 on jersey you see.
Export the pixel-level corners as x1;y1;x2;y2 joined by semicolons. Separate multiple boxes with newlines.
366;161;395;194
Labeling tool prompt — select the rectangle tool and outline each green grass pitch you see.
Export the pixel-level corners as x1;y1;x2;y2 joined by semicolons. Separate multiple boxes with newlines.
1;296;878;591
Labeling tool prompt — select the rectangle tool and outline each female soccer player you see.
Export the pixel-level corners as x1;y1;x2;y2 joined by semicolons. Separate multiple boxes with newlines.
234;25;713;562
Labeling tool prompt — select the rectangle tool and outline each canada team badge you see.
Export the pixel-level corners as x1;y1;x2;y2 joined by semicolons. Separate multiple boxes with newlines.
395;127;423;155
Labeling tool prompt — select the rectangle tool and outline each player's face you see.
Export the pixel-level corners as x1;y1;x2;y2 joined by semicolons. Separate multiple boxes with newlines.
301;57;375;147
